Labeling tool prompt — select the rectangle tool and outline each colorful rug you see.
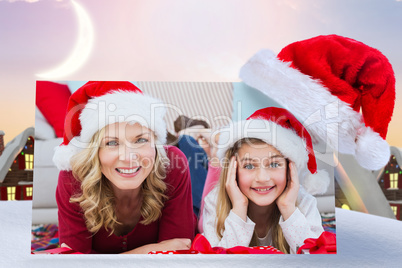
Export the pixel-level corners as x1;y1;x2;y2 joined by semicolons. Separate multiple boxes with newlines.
31;224;59;252
30;214;336;252
321;213;336;233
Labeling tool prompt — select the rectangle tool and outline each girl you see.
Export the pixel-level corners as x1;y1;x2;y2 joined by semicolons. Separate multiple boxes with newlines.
202;107;329;254
54;81;196;254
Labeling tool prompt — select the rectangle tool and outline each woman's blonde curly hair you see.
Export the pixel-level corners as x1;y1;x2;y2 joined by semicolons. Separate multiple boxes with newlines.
69;127;169;235
215;138;290;253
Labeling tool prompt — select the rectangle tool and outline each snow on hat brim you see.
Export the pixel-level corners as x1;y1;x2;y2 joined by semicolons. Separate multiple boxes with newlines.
53;90;166;171
216;119;330;195
239;49;390;170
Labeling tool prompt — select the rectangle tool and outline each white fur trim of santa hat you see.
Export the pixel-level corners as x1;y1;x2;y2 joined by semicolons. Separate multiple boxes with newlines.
239;49;390;170
53;90;166;171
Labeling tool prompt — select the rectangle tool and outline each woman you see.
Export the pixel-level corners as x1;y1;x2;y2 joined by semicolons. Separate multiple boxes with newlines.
202;107;330;253
54;81;196;254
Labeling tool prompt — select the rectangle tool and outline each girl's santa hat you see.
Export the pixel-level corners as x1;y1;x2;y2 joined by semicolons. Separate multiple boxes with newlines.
239;35;395;170
217;107;330;195
53;81;167;171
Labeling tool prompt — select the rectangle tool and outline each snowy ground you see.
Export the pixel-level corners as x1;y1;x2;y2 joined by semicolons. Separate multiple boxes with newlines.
1;201;401;267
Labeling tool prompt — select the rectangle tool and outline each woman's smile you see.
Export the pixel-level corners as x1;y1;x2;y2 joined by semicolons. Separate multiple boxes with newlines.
115;166;142;176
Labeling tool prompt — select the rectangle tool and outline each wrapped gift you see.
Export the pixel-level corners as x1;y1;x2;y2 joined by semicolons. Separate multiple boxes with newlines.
149;234;284;254
31;247;83;254
297;231;336;254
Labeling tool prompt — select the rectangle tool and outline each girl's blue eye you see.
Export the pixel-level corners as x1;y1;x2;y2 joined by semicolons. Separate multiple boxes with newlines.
244;164;254;170
106;140;118;146
269;162;280;168
136;138;148;143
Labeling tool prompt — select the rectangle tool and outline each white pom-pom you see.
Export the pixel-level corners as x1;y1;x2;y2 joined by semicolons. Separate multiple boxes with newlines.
302;169;330;195
355;127;390;171
52;144;81;171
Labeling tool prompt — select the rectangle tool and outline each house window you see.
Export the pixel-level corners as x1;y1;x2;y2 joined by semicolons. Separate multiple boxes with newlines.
341;204;350;210
7;187;16;200
26;187;33;197
25;154;34;170
389;173;399;189
391;205;398;216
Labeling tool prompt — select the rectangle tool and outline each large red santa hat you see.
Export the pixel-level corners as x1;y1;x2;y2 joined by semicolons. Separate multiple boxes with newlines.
53;81;167;171
217;107;330;195
239;35;395;170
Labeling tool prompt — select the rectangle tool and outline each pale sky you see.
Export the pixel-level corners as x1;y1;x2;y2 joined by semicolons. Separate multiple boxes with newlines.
0;0;401;146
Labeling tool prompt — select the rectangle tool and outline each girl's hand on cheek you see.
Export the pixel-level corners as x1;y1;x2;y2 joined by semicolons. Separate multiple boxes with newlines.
225;156;248;221
276;161;299;221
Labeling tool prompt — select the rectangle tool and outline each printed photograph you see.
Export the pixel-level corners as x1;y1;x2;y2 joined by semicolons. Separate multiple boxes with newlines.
31;79;336;254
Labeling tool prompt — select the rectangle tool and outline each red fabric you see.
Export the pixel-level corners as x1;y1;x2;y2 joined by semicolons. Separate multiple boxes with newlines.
36;81;71;137
61;81;142;146
297;231;336;254
190;234;283;254
149;234;284;254
31;247;83;254
278;35;395;139
56;146;196;254
248;107;317;174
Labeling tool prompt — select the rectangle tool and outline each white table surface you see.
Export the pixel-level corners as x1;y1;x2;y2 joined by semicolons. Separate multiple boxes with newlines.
1;201;401;267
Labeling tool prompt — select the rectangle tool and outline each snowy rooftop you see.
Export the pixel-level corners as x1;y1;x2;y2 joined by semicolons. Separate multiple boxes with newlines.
0;127;34;183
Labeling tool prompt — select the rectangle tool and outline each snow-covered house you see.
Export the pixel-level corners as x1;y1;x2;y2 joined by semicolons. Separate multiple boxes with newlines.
378;146;402;220
0;128;34;200
333;151;396;220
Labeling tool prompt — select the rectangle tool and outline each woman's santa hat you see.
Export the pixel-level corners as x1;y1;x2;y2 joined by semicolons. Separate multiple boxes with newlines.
217;107;330;195
53;81;167;171
239;35;395;171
